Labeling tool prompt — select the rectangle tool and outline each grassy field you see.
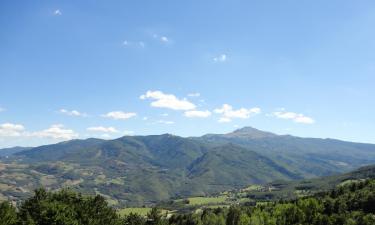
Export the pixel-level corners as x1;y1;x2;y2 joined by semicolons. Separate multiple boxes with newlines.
242;184;263;191
205;204;230;209
118;207;152;216
118;207;172;217
338;179;364;187
186;196;227;206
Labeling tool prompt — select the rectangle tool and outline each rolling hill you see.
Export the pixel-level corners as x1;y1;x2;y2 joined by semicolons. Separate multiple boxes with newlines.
157;164;375;213
0;146;32;157
0;127;375;206
199;127;375;177
234;164;375;204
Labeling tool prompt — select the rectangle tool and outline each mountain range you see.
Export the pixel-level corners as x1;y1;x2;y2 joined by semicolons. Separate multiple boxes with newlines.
0;146;32;157
0;127;375;206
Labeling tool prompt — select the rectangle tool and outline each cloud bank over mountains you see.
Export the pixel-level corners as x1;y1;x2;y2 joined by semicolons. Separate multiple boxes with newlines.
0;90;315;147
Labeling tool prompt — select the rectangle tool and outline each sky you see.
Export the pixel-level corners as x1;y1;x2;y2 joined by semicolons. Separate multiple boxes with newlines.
0;0;375;148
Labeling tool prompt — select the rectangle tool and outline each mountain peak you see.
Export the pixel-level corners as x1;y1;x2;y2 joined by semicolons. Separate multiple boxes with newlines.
225;126;277;139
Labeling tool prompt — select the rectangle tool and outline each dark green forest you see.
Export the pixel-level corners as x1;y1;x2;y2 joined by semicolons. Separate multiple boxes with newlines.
1;179;375;225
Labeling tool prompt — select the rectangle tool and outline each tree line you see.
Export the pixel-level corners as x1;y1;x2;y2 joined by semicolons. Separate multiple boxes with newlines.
1;179;375;225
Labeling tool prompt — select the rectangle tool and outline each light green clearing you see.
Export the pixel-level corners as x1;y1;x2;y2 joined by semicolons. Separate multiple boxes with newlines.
118;207;152;216
187;196;227;206
338;179;364;187
242;184;263;191
205;204;230;209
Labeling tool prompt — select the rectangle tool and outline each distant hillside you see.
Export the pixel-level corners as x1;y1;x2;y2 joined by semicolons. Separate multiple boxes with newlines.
0;146;31;157
1;127;375;206
225;164;375;204
204;126;278;139
158;164;375;213
0;134;297;206
198;127;375;177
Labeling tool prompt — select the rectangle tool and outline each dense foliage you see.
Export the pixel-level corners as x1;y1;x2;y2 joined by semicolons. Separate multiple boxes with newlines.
0;188;122;225
1;179;375;224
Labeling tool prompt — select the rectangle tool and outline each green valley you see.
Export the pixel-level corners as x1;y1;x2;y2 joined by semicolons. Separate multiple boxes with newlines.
1;127;375;207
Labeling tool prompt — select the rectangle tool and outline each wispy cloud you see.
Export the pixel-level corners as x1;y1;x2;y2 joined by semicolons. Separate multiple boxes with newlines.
31;124;78;140
59;109;87;117
87;126;118;133
122;40;146;48
187;92;200;97
184;110;211;118
272;110;315;124
153;34;170;44
0;123;25;137
53;9;62;16
122;40;129;46
102;111;137;120
0;107;4;112
122;32;170;49
0;123;78;140
138;41;145;48
214;104;261;122
160;36;169;43
156;120;174;125
140;90;196;111
86;127;132;139
213;54;227;62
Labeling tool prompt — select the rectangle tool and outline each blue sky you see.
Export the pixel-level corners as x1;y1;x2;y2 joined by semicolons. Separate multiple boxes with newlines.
1;0;375;148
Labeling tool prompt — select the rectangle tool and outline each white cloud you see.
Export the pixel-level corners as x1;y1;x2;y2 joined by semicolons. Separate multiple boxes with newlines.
87;126;118;133
102;111;137;120
153;34;170;43
32;124;78;140
273;110;315;124
184;110;211;118
143;117;148;121
0;123;78;142
59;109;87;117
122;40;146;48
0;107;4;112
122;40;129;46
187;92;200;97
156;120;174;125
54;9;62;16
213;54;227;62
139;41;145;48
140;90;196;111
214;104;261;122
160;113;169;117
160;36;169;43
0;123;25;137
